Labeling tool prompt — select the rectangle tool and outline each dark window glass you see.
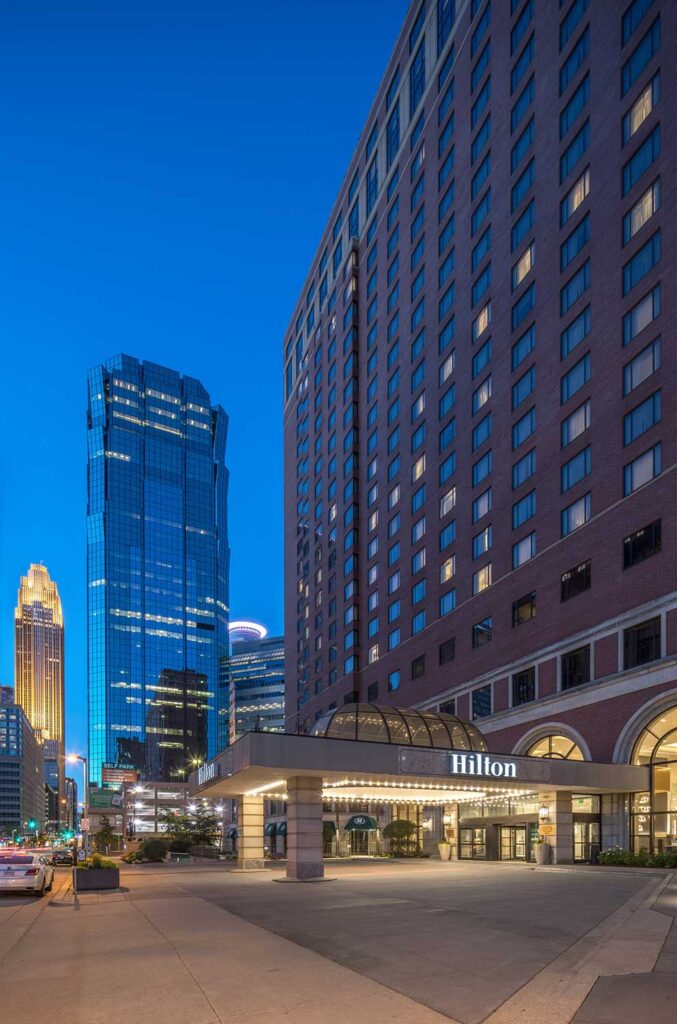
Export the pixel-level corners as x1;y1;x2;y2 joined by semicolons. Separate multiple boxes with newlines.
623;519;661;568
512;667;535;705
367;681;379;702
472;684;492;718
472;616;492;648
411;654;426;680
561;646;590;689
623;617;660;669
512;592;536;626
561;559;591;600
439;638;456;665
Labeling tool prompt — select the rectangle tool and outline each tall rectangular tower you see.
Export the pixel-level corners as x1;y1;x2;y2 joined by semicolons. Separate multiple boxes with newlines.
15;563;65;821
87;355;230;783
283;1;677;763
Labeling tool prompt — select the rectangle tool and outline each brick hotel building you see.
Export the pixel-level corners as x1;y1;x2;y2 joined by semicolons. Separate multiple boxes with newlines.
282;0;677;845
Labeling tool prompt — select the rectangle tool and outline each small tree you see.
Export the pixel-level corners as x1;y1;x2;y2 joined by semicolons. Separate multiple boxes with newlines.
382;819;418;855
158;805;221;848
93;815;116;854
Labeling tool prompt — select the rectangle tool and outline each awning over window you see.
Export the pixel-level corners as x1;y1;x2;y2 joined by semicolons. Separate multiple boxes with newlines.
264;823;277;835
344;815;378;831
226;826;238;839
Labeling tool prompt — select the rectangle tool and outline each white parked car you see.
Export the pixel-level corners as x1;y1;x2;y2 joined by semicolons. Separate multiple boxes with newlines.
0;853;55;897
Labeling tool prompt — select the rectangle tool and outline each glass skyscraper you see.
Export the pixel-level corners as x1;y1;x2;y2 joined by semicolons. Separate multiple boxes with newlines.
225;622;285;742
87;355;229;783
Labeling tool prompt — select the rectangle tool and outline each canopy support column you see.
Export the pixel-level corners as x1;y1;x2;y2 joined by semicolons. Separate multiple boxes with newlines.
237;794;265;870
286;775;324;881
539;791;573;864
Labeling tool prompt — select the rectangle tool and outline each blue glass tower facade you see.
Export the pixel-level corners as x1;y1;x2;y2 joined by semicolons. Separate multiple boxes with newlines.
87;355;229;783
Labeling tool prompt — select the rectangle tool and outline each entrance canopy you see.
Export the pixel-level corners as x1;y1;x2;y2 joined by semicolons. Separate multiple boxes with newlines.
344;815;378;831
189;731;649;804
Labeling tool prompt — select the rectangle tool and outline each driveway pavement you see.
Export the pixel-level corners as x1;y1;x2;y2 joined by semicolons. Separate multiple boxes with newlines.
0;860;675;1023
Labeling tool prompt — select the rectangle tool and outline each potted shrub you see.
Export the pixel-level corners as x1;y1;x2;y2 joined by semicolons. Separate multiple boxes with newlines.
438;840;452;862
533;837;550;866
75;852;120;891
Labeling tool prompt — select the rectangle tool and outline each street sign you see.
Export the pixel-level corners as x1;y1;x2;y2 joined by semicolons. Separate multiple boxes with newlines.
77;849;86;862
80;817;90;831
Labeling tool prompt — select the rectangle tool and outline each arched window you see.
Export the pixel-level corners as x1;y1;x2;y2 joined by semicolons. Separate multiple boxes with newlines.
630;706;677;854
631;706;677;764
526;734;584;760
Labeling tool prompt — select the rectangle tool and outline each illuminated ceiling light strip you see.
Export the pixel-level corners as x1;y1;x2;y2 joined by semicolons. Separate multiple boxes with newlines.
244;779;287;796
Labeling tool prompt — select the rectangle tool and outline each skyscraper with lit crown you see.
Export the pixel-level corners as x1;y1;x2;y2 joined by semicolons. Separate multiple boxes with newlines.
14;563;65;822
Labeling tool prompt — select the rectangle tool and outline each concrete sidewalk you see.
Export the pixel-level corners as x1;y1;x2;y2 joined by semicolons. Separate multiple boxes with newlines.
0;874;453;1024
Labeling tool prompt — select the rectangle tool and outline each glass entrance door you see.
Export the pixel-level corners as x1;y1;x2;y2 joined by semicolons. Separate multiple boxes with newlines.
573;821;600;862
460;827;487;859
500;825;527;860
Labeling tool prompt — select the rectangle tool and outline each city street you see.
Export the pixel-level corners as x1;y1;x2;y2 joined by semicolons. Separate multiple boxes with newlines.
0;860;676;1024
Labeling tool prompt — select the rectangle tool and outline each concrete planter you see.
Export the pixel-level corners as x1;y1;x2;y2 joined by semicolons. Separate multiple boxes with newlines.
534;843;550;866
438;843;452;862
75;868;120;891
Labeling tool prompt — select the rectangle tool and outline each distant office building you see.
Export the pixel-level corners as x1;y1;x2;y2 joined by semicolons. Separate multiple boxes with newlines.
0;704;45;836
65;776;78;831
14;564;65;822
0;686;14;705
227;622;285;742
122;779;225;839
87;355;230;783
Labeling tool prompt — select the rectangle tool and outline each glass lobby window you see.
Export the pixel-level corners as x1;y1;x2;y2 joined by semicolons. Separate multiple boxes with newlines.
631;705;677;853
527;734;584;760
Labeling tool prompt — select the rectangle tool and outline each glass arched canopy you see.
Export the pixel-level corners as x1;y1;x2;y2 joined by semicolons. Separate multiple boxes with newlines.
310;703;487;750
632;706;677;764
527;734;584;760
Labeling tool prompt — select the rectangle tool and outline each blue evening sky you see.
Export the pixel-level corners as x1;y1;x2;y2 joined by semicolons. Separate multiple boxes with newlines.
0;0;409;758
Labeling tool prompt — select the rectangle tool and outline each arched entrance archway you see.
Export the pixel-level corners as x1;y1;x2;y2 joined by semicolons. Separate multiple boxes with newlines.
629;705;677;853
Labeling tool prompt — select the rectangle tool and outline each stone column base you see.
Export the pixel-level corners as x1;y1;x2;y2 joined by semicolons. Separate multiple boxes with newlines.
235;858;266;871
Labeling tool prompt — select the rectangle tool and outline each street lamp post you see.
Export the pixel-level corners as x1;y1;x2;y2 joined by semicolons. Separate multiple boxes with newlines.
66;754;88;854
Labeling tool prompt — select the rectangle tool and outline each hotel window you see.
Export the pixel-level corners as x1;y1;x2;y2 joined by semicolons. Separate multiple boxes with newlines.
561;645;590;690
560;0;589;51
473;526;492;559
560;74;589;140
472;338;492;379
512;324;535;369
472;450;492;486
512;666;535;705
472;685;492;719
439;637;455;665
388;669;400;692
622;125;660;196
410;43;426;116
471;114;491;164
472;487;492;522
471;2;490;57
439;521;456;552
511;75;533;134
412;610;426;635
439;384;456;417
560;121;589;183
473;301;491;341
624;442;661;495
623;285;660;345
621;17;660;97
512;531;535;569
511;199;534;252
387;103;400;169
511;0;533;55
512;591;536;626
437;0;455;56
511;34;534;95
623;73;660;145
471;224;491;270
440;554;456;583
511;118;534;174
624;391;661;446
411;654;425;680
561;214;590;271
559;27;589;96
624;518;661;568
512;243;534;289
560;167;590;226
388;599;400;623
512;489;535;529
388;629;401;651
512;448;536;489
561;446;591;492
561;559;591;601
439;698;456;716
388;570;401;593
366;156;378;216
440;589;456;616
412;548;426;573
624;617;661;669
561;493;591;537
512;365;535;409
623;232;660;296
472;617;492;649
560;260;589;314
511;158;534;214
472;412;492;451
561;305;590;359
622;0;656;46
512;406;536;450
623;180;660;244
561;352;590;403
472;40;490;93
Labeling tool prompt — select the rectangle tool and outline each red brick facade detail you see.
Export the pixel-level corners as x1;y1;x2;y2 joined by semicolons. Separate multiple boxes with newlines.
594;635;618;680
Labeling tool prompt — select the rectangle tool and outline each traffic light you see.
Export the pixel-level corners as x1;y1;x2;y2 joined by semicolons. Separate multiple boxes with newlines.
27;819;38;832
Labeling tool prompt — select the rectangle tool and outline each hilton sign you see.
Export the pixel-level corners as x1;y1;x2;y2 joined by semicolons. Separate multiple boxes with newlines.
449;752;517;779
198;762;216;785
